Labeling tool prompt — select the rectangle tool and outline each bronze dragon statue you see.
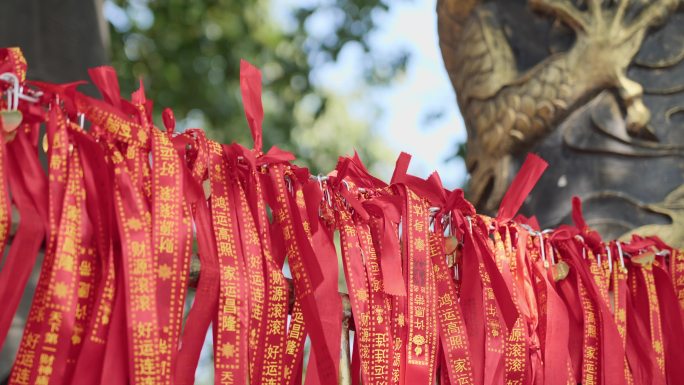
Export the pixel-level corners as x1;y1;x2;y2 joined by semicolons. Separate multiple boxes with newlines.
438;0;684;247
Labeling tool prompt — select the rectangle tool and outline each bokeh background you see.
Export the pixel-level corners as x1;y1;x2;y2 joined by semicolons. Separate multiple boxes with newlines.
0;0;467;382
104;0;467;186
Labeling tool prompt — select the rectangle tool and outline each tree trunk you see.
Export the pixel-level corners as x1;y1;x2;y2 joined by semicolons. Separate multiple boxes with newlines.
0;0;109;86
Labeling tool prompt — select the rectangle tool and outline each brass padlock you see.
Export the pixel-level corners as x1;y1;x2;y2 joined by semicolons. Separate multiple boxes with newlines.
0;109;22;141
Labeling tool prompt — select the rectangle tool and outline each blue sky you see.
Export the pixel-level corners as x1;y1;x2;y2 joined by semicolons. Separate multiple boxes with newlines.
369;0;467;188
275;0;468;188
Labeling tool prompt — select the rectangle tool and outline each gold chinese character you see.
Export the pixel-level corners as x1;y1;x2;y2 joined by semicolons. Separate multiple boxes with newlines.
77;282;90;299
65;205;79;221
132;295;152;311
79;261;92;276
56;253;75;271
159;236;175;254
132;258;148;275
158;162;175;177
286;340;298;355
159;221;174;237
222;315;237;332
159;186;174;201
12;367;30;385
265;344;282;360
134;322;153;340
438;294;453;308
453;358;467;373
586;324;597;338
131;241;146;258
44;332;58;345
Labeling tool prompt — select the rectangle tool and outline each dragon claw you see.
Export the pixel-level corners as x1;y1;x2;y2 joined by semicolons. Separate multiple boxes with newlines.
626;100;656;140
530;0;679;137
625;0;680;36
529;0;589;30
531;0;680;35
616;73;656;139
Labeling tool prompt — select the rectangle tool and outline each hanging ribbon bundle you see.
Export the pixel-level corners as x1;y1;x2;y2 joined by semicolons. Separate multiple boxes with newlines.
1;47;684;385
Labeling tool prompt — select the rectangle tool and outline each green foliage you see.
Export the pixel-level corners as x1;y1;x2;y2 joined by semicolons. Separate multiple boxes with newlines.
107;0;407;174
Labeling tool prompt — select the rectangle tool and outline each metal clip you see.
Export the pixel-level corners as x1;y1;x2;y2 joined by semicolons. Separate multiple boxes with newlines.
285;175;293;195
574;235;587;259
616;241;626;271
538;233;549;268
0;72;40;107
1;72;20;110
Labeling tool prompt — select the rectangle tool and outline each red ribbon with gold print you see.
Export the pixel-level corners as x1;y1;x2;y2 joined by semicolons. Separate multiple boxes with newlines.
0;131;10;273
208;140;249;385
461;216;511;385
578;279;602;385
529;238;573;385
12;151;95;385
265;165;309;385
358;215;392;385
336;192;374;385
267;163;338;384
8;107;70;385
429;221;474;385
0;48;27;83
69;129;117;385
670;249;684;316
47;149;98;384
173;129;220;385
0;126;48;351
298;176;342;385
492;228;528;385
652;263;684;384
105;135;165;385
632;256;666;378
560;236;627;385
402;188;438;385
238;61;302;385
610;245;634;385
150;127;193;380
226;145;270;382
239;154;290;385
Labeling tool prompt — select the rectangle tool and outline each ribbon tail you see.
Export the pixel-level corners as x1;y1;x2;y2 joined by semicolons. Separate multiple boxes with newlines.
496;153;548;223
240;59;264;152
